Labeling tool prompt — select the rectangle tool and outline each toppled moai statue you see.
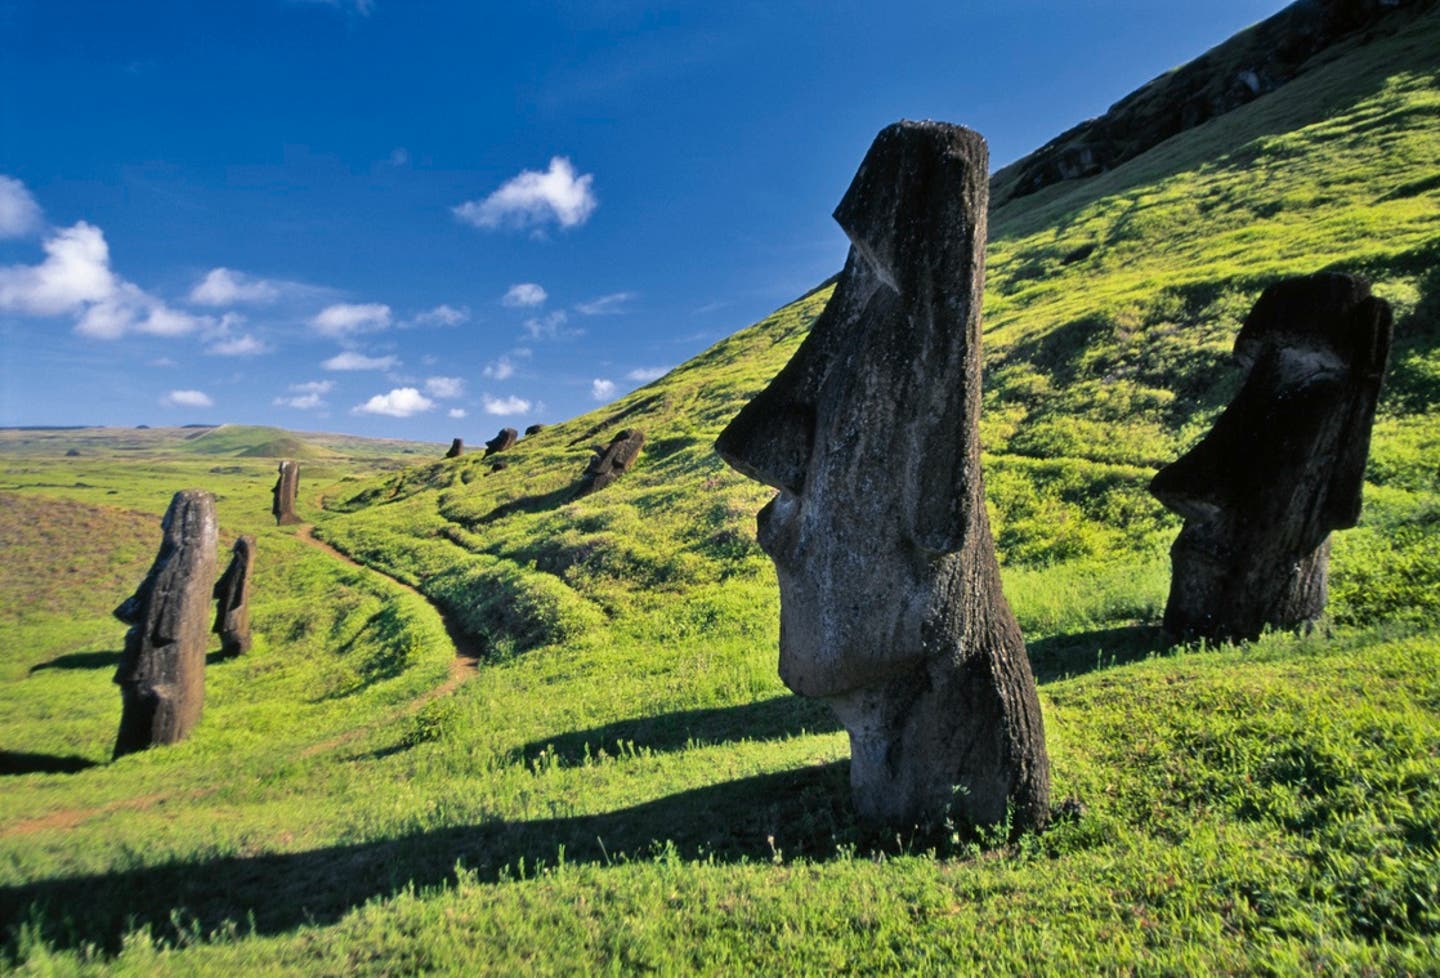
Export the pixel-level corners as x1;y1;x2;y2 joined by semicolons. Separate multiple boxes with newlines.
1150;272;1392;642
577;429;645;497
113;490;218;758
524;424;546;436
272;460;300;526
212;534;255;657
715;121;1049;831
485;428;518;457
445;438;464;459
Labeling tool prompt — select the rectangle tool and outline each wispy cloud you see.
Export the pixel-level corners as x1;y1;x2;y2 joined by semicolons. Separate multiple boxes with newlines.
404;304;469;328
207;333;270;356
482;356;516;380
502;283;547;308
273;380;334;410
0;175;43;238
523;310;578;341
626;366;671;382
322;350;398;371
483;395;531;416
354;387;434;418
574;291;635;316
310;302;391;338
453;157;597;232
289;0;375;15
448;407;467;419
189;267;281;306
591;378;616;401
424;376;465;399
163;389;213;409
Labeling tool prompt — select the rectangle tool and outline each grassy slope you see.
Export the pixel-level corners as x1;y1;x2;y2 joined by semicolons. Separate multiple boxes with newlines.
3;10;1439;975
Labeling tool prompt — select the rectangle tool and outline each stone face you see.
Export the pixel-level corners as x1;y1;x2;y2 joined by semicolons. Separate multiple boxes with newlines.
715;121;1049;831
272;460;300;526
485;428;518;457
577;429;645;497
212;534;255;657
524;424;546;436
113;490;218;758
445;438;464;458
1150;272;1392;642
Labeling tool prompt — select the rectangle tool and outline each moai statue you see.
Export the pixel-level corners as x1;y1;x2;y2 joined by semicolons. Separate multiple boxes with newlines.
445;438;464;459
272;460;300;526
524;423;546;436
113;490;218;758
715;121;1049;831
212;534;256;657
484;428;518;457
1150;273;1392;642
577;429;645;498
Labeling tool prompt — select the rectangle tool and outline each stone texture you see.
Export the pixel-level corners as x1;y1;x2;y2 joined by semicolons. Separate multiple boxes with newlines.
445;438;464;458
212;534;255;657
113;490;218;758
272;460;300;526
577;429;645;497
1150;272;1392;642
485;428;518;457
524;424;546;436
715;121;1049;831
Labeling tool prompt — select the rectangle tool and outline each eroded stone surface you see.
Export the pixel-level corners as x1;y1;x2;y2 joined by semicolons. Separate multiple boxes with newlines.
445;438;464;458
1150;272;1392;642
577;429;645;497
524;424;546;436
272;460;300;526
715;121;1049;831
212;534;255;657
113;490;218;758
485;428;518;457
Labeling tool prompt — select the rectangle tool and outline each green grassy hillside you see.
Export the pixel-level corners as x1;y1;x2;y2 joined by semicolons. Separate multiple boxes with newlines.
2;7;1438;975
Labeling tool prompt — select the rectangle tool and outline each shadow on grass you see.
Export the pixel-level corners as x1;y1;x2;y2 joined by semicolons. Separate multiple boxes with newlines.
1027;624;1173;684
477;484;577;524
28;650;121;674
0;762;852;955
0;752;99;776
517;695;842;766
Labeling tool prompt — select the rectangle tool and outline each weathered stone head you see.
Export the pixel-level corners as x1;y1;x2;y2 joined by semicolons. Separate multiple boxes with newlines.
445;438;464;459
272;460;300;526
1150;272;1392;641
485;428;518;457
212;534;256;657
113;489;218;758
577;429;645;497
715;121;1049;830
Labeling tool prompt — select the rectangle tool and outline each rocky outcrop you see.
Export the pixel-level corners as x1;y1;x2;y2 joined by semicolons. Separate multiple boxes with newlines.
445;438;464;459
113;490;218;758
485;428;518;457
577;429;645;497
212;534;255;657
716;121;1050;831
271;460;300;526
1150;272;1392;641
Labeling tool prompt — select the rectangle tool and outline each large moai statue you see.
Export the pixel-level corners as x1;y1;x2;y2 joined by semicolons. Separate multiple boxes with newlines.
715;121;1049;831
1150;273;1392;642
485;428;518;457
576;429;645;498
445;438;464;459
113;490;218;758
272;460;300;526
213;534;256;657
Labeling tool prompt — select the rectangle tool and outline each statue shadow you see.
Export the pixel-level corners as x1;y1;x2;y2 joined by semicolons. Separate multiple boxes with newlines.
474;484;577;524
0;762;853;955
1027;624;1173;684
0;751;99;776
29;650;121;674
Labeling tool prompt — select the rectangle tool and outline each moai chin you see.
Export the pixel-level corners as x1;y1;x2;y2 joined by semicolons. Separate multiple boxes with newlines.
445;438;464;459
715;121;1050;831
1150;273;1392;642
577;429;645;498
213;534;256;657
113;490;218;758
272;460;300;526
484;428;518;457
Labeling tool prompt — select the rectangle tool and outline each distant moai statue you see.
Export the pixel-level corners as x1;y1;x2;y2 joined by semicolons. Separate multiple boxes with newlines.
445;438;464;459
1150;272;1392;642
212;534;256;657
715;121;1049;831
577;429;645;497
272;460;300;525
484;428;518;457
113;490;218;758
524;424;546;436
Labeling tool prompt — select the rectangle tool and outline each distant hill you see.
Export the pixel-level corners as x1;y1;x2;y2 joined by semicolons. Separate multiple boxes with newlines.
0;424;444;461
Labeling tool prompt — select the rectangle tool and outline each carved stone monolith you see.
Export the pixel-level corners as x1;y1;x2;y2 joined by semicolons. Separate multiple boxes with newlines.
1150;272;1392;642
524;424;546;436
577;429;645;497
212;534;255;657
485;428;518;457
715;121;1049;831
445;438;464;459
271;460;300;526
113;490;218;758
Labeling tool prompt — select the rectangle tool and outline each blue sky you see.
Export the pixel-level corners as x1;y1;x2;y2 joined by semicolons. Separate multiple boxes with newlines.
0;0;1288;440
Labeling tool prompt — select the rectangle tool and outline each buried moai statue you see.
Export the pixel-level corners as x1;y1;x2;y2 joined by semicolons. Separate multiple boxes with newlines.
213;534;256;657
577;429;645;497
715;121;1049;831
445;438;464;459
485;428;518;457
1150;272;1392;642
271;460;300;525
113;490;218;758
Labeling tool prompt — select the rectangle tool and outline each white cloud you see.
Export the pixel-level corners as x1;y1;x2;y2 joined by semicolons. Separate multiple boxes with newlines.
207;334;269;356
483;395;531;416
354;387;434;418
189;267;281;306
448;408;467;419
322;350;399;371
591;378;616;401
149;357;179;368
453;157;597;231
482;356;515;380
310;302;391;338
406;303;469;328
574;291;635;316
0;175;43;238
502;283;547;308
626;366;671;382
523;310;575;341
275;380;334;409
425;376;465;399
291;0;375;15
163;389;213;409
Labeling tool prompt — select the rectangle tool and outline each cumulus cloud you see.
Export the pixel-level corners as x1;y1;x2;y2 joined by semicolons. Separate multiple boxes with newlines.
453;157;596;232
425;376;465;399
163;389;214;409
626;366;671;382
189;267;281;306
502;283;547;308
483;395;531;416
523;310;575;341
274;380;335;409
353;387;434;418
207;334;270;356
591;378;616;402
322;350;398;371
448;408;467;419
310;302;391;338
0;175;43;238
406;304;469;328
482;356;515;380
574;291;635;316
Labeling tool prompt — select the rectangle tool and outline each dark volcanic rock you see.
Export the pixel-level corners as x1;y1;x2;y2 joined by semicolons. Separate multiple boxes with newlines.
576;429;645;497
113;490;218;758
490;459;510;472
271;460;300;526
524;424;545;436
1150;272;1392;642
715;121;1049;831
212;534;256;657
445;438;464;459
484;428;518;457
